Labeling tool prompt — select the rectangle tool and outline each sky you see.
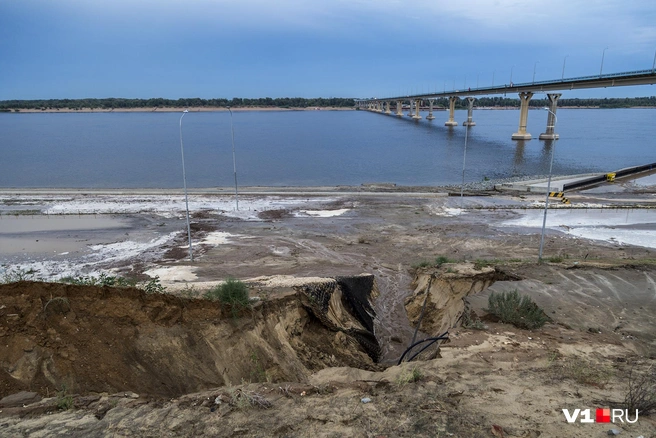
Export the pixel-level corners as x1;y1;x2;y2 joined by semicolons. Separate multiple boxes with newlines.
1;0;655;100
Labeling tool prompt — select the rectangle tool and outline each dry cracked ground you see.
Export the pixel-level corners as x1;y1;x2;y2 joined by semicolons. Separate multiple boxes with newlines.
1;178;656;437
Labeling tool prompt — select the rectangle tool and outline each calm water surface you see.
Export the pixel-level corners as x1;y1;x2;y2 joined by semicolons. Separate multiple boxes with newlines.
0;109;654;188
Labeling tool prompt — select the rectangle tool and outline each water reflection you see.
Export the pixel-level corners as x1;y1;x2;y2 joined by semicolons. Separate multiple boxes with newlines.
513;140;526;167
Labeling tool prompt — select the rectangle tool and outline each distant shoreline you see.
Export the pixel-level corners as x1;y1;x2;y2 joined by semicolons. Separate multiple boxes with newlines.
4;106;356;114
4;106;655;113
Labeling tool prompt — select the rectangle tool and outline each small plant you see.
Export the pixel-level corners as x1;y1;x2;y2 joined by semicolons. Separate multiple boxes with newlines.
43;297;70;315
485;289;549;329
204;277;250;316
56;386;74;411
547;255;564;263
624;365;656;415
434;256;452;266
60;273;135;288
473;259;495;270
1;267;40;283
228;388;272;409
397;366;423;387
142;276;166;294
411;260;432;269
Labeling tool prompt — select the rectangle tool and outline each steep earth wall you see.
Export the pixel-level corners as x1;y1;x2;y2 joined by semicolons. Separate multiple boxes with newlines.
0;277;379;398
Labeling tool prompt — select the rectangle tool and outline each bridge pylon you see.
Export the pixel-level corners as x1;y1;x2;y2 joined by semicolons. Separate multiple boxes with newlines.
445;96;458;126
511;92;534;140
426;99;435;120
539;93;561;140
463;97;476;126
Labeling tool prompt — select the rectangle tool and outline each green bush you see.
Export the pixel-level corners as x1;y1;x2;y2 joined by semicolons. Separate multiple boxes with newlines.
205;278;250;316
485;289;548;329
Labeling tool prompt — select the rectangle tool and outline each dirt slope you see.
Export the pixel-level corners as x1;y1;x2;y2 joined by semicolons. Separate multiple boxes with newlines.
0;280;377;398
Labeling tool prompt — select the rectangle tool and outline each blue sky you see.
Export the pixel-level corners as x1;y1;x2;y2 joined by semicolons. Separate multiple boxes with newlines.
1;0;655;100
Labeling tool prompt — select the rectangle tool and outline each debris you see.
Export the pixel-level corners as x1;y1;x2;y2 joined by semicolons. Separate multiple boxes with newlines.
361;397;372;404
491;424;505;437
607;429;621;436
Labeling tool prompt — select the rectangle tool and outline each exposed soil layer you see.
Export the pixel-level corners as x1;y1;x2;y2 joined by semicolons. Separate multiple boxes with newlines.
0;280;379;399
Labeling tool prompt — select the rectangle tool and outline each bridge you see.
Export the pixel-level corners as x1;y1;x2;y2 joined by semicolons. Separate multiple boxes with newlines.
356;69;656;140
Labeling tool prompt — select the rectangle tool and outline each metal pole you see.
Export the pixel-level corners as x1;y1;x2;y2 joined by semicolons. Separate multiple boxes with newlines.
538;108;557;263
179;110;193;262
600;47;609;77
561;55;568;80
227;107;239;210
460;125;469;207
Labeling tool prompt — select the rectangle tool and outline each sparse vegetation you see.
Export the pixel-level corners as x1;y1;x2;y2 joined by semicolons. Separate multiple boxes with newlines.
411;256;454;270
60;273;136;287
552;356;614;387
56;386;74;411
228;388;272;409
547;255;564;263
204;277;250;316
397;366;423;387
43;297;70;315
1;267;40;283
624;365;656;415
473;259;494;270
485;289;549;329
142;276;166;294
461;310;486;330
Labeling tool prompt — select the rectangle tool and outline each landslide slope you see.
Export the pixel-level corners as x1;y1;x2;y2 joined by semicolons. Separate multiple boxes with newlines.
0;280;378;398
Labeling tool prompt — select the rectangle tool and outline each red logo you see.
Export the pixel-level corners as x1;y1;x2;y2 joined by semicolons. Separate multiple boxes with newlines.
596;408;611;423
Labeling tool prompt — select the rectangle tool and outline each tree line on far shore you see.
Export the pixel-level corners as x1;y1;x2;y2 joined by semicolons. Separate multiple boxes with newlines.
0;96;654;111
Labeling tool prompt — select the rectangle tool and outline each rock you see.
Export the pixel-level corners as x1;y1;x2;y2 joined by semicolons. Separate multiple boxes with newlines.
607;429;621;436
361;397;371;403
0;391;41;408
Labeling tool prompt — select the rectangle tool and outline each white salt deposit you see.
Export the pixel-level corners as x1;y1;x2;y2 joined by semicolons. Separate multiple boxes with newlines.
500;208;656;249
297;209;350;217
144;266;198;282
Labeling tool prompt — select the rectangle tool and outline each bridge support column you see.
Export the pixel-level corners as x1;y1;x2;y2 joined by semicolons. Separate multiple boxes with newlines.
539;93;561;140
445;96;458;126
377;102;383;112
395;101;403;117
385;101;391;114
406;100;414;117
463;97;476;126
426;99;435;120
413;99;422;120
511;92;534;140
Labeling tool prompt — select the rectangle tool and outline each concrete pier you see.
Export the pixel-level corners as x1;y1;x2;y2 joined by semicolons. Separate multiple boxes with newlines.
539;93;561;140
426;99;435;120
407;100;414;117
511;92;534;140
445;96;458;126
385;101;391;114
463;97;476;126
395;101;403;117
412;99;422;120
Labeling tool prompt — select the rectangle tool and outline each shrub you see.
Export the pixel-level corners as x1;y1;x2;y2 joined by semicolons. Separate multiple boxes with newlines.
142;276;166;294
205;277;250;315
485;289;548;329
397;366;423;387
625;366;656;415
56;386;74;411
